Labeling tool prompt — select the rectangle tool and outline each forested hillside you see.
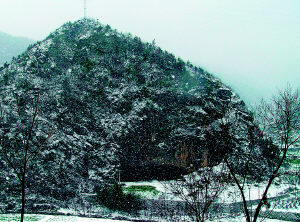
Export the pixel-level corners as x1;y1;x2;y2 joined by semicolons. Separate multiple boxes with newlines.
0;19;274;204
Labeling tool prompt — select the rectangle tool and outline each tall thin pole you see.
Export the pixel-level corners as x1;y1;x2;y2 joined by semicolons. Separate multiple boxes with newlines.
84;0;87;18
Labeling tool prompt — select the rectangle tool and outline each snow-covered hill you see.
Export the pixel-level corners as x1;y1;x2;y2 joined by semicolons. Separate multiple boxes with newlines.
0;19;276;210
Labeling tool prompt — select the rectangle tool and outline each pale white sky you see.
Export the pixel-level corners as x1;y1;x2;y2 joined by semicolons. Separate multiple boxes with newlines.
0;0;299;105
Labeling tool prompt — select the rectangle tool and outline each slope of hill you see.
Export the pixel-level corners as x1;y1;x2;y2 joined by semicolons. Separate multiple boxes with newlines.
0;31;34;65
0;19;273;204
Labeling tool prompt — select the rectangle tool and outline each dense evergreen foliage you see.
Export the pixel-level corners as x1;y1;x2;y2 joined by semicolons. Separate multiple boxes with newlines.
0;19;275;206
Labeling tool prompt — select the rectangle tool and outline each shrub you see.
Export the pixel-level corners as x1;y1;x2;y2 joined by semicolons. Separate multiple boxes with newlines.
96;183;141;213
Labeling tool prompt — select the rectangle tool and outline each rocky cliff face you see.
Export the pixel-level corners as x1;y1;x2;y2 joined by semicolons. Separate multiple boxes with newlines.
0;19;256;201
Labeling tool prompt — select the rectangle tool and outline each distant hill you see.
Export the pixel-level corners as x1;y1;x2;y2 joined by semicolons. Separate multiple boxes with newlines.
0;31;34;65
0;19;274;205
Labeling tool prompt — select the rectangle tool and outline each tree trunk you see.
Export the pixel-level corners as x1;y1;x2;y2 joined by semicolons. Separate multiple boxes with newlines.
20;174;26;222
252;143;289;222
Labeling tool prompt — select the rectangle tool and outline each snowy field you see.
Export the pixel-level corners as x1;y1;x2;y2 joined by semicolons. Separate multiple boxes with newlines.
0;214;131;222
36;215;295;222
2;149;298;222
207;216;288;222
0;214;290;222
217;182;296;203
38;216;130;222
124;179;299;203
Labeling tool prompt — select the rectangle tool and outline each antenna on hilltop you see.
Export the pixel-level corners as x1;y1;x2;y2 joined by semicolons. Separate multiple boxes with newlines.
84;0;87;18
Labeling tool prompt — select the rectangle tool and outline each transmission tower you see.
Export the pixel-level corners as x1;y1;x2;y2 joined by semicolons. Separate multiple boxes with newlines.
84;0;87;18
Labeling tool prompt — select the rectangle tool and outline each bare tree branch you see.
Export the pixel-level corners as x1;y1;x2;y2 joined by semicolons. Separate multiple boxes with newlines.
0;92;54;222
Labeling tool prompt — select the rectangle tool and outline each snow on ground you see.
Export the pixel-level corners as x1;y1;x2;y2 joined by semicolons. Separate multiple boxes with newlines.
32;215;131;222
42;216;130;222
124;179;297;203
272;208;300;213
4;213;297;222
13;214;288;222
39;215;52;222
217;182;293;203
208;215;286;222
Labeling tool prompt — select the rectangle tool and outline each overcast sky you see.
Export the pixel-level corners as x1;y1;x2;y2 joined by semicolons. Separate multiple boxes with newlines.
0;0;299;105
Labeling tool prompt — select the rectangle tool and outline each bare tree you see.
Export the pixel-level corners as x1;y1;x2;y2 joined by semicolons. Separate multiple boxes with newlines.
225;85;300;222
165;165;230;222
0;92;54;222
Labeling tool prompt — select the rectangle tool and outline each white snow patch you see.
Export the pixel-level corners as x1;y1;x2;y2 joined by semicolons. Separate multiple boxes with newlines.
37;215;131;221
272;208;300;213
208;215;285;222
38;215;54;222
79;31;92;40
39;39;53;52
218;183;293;203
